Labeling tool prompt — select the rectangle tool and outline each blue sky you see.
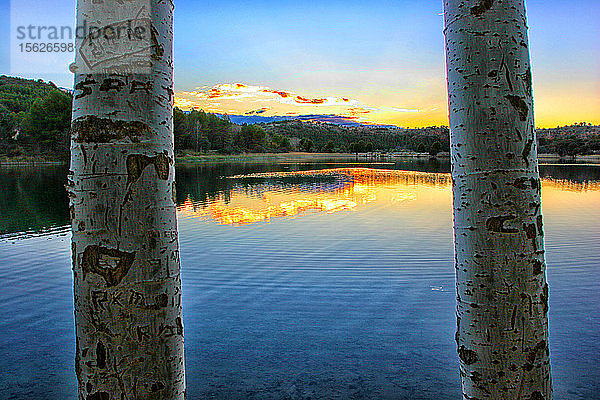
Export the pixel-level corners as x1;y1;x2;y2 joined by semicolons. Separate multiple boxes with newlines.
1;0;598;126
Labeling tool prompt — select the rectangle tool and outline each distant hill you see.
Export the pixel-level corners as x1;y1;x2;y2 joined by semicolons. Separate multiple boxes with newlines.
0;75;72;160
0;75;62;115
537;123;600;139
536;123;600;157
259;119;600;156
214;113;397;128
259;120;449;154
0;75;598;160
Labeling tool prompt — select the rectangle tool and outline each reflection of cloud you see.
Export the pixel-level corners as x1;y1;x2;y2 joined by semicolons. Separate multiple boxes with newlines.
178;168;451;226
392;192;418;202
542;178;600;192
179;196;358;226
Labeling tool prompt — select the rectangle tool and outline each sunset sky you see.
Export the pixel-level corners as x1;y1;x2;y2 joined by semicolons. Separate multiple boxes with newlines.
1;0;599;127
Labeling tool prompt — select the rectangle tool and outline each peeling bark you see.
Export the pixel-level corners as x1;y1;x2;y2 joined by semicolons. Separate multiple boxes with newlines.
72;115;152;143
444;0;552;398
70;1;185;398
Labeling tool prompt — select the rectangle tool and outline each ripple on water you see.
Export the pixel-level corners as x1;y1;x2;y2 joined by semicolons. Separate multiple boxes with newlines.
0;164;599;399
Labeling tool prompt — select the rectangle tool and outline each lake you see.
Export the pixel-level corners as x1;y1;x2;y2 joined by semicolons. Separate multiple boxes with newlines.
0;159;598;399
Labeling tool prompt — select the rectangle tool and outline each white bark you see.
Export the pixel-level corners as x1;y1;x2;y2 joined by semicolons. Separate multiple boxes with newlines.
444;1;552;399
68;1;185;399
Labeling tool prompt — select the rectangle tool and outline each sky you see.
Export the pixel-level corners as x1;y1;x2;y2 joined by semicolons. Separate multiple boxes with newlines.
1;0;599;127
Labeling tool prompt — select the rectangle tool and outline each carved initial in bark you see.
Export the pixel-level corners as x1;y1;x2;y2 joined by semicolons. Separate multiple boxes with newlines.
444;0;552;398
70;1;185;398
81;245;135;287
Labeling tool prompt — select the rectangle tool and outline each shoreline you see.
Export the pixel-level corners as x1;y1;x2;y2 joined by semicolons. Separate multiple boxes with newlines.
2;152;599;166
0;159;66;166
176;152;391;165
175;152;600;165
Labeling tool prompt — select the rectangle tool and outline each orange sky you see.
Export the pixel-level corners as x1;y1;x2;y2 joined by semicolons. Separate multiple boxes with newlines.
174;80;599;128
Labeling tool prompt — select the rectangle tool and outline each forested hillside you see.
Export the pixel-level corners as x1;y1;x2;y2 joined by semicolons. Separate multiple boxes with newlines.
0;75;72;159
1;76;598;160
172;108;450;155
261;121;449;154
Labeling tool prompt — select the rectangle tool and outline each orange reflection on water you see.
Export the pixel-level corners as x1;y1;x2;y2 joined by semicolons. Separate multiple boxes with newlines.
179;197;359;226
177;168;599;226
540;178;600;212
541;178;600;193
177;168;451;226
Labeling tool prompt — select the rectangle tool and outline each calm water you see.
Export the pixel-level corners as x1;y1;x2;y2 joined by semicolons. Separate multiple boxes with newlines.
0;160;599;399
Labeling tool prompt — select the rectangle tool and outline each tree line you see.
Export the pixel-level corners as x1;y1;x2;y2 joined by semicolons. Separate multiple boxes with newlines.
1;75;599;160
262;120;450;155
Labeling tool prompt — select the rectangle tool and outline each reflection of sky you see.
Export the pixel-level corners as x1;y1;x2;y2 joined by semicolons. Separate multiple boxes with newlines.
177;168;600;227
0;0;597;127
0;165;598;399
178;168;449;225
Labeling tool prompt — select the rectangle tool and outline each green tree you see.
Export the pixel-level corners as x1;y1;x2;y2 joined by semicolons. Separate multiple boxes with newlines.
205;113;232;151
173;107;188;152
0;104;16;140
0;104;20;156
239;124;266;152
0;75;59;114
172;107;233;153
324;140;335;153
22;90;72;153
300;138;314;152
270;133;291;152
429;141;442;156
553;135;586;157
349;141;361;154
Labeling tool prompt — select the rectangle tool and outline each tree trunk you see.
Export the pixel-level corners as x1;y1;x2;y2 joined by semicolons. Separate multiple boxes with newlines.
444;1;552;398
68;0;185;398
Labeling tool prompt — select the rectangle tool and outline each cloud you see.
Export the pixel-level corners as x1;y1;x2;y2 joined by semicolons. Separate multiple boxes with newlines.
347;107;373;115
245;107;270;115
174;82;424;126
177;83;361;107
389;107;421;113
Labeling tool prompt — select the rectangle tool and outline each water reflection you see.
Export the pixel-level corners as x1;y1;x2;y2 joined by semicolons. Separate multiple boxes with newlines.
178;168;451;226
1;161;599;399
176;166;600;227
0;161;598;237
0;165;69;237
542;178;600;192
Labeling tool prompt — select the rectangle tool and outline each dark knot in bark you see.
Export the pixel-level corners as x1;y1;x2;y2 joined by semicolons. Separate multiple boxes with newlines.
81;245;135;287
471;0;494;16
458;345;479;365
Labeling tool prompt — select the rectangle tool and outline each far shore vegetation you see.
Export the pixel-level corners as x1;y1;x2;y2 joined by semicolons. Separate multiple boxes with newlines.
2;75;599;164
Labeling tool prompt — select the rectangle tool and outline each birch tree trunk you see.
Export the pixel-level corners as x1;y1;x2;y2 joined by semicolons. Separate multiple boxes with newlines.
68;0;185;398
444;1;552;398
